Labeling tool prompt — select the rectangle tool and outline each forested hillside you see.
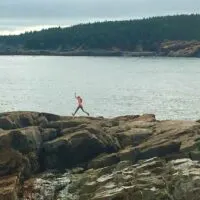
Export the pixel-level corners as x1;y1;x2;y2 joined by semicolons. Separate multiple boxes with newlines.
0;14;200;55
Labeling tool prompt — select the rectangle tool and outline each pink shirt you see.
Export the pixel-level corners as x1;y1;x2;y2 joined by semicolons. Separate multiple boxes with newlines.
76;97;83;107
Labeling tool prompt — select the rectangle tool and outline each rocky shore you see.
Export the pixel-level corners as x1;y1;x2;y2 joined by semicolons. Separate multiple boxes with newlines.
161;40;200;57
0;112;200;200
1;41;200;57
0;49;156;57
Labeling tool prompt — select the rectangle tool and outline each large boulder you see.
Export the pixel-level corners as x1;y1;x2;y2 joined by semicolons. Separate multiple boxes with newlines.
0;112;37;130
154;120;200;151
113;128;153;148
0;117;16;130
0;112;51;130
0;127;42;154
0;112;61;130
0;127;42;177
117;140;181;164
41;128;120;169
138;141;181;160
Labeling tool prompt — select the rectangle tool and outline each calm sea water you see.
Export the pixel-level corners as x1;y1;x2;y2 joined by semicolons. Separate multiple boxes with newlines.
0;56;200;120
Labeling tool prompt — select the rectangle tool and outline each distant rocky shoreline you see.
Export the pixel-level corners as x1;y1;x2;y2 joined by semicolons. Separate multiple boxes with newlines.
0;49;199;58
0;41;200;58
0;111;200;199
0;50;157;57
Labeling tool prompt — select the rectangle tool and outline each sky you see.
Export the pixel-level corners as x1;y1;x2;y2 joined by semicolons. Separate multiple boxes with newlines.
0;0;200;35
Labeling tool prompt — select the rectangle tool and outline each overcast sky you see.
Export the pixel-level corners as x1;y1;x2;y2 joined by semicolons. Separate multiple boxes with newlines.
0;0;200;35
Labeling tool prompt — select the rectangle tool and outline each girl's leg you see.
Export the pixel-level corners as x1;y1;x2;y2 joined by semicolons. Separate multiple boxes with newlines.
73;107;80;116
81;107;90;116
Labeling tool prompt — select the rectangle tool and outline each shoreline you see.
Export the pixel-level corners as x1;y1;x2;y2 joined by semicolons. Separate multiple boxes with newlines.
0;50;199;58
0;50;157;57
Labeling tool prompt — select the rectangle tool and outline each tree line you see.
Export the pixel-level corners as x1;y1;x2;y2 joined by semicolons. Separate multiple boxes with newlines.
0;14;200;52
